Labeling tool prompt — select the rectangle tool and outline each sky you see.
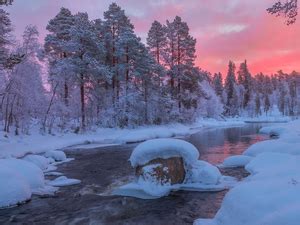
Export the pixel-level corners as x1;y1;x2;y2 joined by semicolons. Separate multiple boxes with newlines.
5;0;300;76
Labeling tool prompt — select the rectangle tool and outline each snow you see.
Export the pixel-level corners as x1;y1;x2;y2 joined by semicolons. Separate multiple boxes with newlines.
0;150;78;208
0;159;45;190
23;154;50;170
47;176;81;187
0;164;31;208
195;119;300;225
129;138;200;167
221;155;253;168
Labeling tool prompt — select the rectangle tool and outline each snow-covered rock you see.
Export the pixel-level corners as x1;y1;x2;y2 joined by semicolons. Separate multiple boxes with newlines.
44;150;67;162
115;138;227;199
222;155;253;168
129;138;199;167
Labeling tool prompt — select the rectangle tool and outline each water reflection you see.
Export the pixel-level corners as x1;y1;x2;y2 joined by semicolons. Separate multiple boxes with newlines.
188;124;268;164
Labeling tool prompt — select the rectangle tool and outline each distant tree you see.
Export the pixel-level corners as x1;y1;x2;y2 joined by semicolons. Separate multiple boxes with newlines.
212;72;224;104
264;94;271;115
255;93;261;116
224;61;239;116
267;0;298;25
237;60;252;109
0;0;13;5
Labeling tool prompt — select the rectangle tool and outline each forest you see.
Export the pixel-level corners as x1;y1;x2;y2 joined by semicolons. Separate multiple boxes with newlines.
0;2;299;134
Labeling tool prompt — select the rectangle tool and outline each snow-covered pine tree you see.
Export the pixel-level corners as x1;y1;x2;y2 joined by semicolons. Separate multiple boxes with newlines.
67;12;108;130
147;20;167;65
45;7;75;107
224;61;239;116
164;16;196;114
212;72;224;100
103;3;134;105
0;8;12;68
237;60;252;109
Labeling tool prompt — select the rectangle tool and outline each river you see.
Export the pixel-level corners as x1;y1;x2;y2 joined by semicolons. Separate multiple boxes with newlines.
0;123;269;225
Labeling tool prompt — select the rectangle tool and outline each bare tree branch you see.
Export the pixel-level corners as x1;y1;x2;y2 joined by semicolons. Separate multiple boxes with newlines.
267;0;298;25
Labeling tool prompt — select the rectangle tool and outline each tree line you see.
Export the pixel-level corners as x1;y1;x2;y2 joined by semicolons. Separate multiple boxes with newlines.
0;3;299;135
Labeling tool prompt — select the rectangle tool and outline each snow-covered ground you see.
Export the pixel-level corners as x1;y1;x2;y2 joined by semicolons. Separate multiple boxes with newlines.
195;120;300;225
0;150;80;208
0;118;246;159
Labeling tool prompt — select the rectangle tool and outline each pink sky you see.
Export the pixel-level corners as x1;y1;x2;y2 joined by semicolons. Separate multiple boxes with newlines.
6;0;300;76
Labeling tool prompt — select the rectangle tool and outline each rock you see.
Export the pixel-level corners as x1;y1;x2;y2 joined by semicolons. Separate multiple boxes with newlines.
136;157;186;185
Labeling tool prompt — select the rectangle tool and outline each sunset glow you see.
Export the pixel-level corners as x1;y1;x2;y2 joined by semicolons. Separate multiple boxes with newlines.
6;0;300;76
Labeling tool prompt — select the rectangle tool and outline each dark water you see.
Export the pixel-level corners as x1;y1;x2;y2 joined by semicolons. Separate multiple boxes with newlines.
0;124;268;225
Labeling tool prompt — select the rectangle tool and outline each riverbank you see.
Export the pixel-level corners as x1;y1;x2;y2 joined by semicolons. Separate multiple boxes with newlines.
0;118;247;159
195;119;300;225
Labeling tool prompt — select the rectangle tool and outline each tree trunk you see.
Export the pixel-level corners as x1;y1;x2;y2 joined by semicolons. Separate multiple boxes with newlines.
80;74;86;130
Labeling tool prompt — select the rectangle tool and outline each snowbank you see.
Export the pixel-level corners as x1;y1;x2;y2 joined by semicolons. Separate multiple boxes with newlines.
129;138;200;167
0;150;79;208
195;120;300;225
221;155;253;168
0;164;31;208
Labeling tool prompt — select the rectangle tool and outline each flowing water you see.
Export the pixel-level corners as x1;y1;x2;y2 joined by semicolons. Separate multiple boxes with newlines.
0;124;269;225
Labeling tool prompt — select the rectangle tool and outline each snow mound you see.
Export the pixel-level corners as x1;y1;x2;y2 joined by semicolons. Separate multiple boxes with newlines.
23;154;50;170
187;160;221;185
0;164;31;208
222;155;253;168
244;139;300;156
0;159;45;190
129;138;199;167
48;176;81;187
44;150;67;161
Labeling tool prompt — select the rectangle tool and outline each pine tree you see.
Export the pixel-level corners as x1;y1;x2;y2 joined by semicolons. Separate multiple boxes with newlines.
237;60;252;109
0;8;12;68
255;93;261;116
67;12;107;130
103;3;134;104
165;16;196;112
264;94;271;115
147;20;167;65
212;72;223;99
224;61;239;116
45;7;75;106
